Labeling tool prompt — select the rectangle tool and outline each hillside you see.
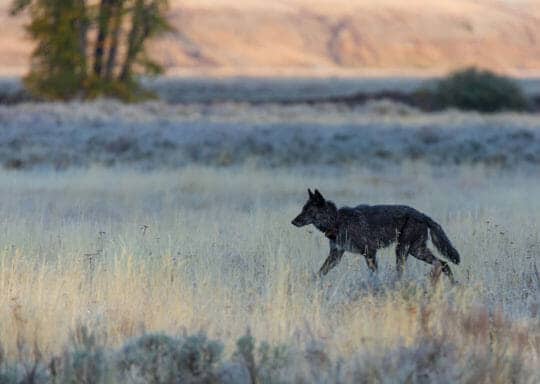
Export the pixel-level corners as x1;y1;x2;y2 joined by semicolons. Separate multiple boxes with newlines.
1;0;540;76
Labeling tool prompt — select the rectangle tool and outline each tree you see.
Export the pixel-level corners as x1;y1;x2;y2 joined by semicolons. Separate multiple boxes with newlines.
104;0;125;80
433;67;528;112
10;0;172;101
94;0;114;77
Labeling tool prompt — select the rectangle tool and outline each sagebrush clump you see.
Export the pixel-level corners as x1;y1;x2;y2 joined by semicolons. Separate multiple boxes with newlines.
116;333;223;383
0;303;537;383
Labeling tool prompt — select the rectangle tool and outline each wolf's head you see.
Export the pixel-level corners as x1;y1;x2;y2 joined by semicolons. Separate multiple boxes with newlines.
291;189;337;232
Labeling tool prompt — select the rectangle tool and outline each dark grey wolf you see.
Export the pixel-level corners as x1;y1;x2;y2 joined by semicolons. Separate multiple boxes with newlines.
291;189;460;282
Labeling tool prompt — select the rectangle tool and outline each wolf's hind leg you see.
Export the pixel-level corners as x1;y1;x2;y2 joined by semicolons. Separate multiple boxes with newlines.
364;249;378;273
411;244;456;283
395;242;409;279
396;218;420;279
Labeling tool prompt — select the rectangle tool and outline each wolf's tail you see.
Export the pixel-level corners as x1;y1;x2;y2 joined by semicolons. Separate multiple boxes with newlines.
425;217;460;264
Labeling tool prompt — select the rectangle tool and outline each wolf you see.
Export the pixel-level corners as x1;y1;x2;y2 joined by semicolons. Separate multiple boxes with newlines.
291;189;460;282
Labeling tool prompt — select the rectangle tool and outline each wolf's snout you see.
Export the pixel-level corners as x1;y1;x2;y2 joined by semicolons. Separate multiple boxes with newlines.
291;215;304;227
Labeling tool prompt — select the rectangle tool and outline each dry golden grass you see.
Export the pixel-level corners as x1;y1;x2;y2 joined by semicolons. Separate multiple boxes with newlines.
0;165;538;381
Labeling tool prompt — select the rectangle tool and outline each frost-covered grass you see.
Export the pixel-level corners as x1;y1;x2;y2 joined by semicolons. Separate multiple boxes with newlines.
0;165;538;382
1;100;540;170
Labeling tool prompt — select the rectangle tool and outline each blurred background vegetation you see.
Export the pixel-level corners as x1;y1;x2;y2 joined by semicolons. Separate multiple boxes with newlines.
430;67;529;112
10;0;171;101
3;0;535;112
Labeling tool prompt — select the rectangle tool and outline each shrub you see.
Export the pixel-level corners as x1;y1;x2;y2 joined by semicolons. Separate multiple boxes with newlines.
116;332;223;383
55;326;110;383
432;67;528;112
176;334;223;382
231;332;291;384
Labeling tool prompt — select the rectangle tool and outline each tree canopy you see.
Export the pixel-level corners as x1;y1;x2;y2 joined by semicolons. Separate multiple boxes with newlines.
11;0;171;101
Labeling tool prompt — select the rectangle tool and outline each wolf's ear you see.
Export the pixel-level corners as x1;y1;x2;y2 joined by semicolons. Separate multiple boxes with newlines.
313;189;325;204
308;188;314;198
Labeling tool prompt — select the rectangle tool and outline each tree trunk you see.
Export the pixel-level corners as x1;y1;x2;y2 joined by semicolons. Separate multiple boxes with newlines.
77;0;89;77
119;0;144;82
93;0;113;77
105;0;124;80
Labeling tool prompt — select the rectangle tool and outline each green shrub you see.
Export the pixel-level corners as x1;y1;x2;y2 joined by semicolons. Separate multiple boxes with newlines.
432;67;528;112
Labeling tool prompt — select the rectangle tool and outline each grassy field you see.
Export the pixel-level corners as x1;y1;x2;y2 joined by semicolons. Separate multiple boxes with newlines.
1;76;540;382
0;165;539;382
2;100;540;171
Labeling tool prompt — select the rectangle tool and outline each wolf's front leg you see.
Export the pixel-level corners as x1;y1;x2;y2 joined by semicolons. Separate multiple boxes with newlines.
318;246;345;277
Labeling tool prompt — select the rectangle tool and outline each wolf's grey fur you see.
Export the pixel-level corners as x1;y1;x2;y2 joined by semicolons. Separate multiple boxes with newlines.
292;189;460;282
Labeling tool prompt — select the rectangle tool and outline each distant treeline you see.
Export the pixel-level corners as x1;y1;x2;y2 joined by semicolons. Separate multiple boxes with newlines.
315;68;533;113
1;67;539;113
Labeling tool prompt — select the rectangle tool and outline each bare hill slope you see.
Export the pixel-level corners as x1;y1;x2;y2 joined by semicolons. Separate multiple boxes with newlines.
1;0;540;75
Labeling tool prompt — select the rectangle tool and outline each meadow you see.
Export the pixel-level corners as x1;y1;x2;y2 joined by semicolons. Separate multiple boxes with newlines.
2;99;540;171
0;164;539;382
0;78;540;382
